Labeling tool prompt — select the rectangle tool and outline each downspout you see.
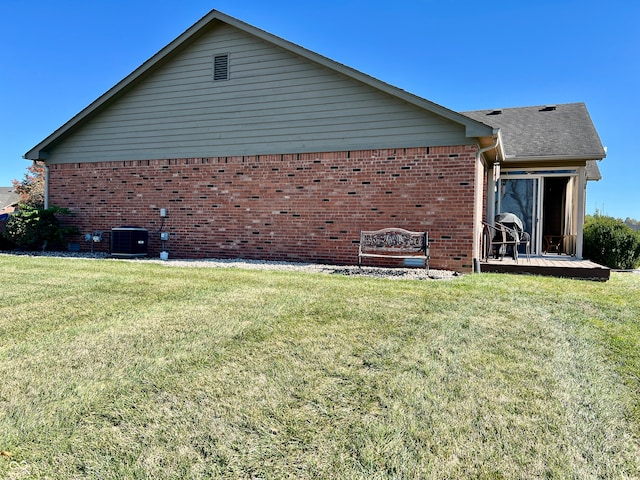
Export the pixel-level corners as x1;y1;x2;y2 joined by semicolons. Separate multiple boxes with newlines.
477;133;501;163
43;163;49;209
483;130;503;228
473;130;502;273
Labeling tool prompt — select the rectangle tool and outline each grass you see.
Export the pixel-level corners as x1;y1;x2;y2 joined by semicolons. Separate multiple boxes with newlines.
0;255;639;479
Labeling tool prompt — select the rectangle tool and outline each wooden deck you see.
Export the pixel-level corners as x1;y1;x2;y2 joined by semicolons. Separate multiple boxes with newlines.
480;255;610;281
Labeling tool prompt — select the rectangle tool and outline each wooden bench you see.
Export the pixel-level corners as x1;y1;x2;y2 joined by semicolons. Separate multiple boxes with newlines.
358;228;429;271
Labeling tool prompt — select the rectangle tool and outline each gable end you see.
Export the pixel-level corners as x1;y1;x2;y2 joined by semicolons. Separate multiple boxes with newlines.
24;10;494;162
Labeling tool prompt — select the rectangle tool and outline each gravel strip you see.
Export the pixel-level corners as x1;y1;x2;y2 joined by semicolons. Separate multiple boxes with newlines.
1;251;459;280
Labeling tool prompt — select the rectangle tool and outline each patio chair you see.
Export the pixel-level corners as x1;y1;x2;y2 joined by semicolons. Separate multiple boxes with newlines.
519;231;531;261
482;222;515;261
481;214;530;263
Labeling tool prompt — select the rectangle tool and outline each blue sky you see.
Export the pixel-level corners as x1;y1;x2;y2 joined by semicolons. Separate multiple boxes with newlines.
1;0;638;219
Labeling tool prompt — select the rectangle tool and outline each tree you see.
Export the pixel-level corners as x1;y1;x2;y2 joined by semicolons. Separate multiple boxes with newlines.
12;161;45;208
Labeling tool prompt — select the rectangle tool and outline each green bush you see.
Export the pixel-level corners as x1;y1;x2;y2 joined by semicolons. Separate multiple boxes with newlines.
0;227;15;250
583;214;640;269
2;205;77;251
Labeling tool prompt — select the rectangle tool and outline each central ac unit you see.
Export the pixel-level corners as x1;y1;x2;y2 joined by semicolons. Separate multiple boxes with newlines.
111;227;148;257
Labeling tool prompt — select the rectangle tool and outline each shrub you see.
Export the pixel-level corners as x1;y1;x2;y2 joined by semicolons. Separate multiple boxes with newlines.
0;227;15;250
2;205;77;251
583;214;640;269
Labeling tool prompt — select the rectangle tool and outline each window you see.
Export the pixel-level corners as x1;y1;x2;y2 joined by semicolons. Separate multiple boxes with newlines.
213;54;229;81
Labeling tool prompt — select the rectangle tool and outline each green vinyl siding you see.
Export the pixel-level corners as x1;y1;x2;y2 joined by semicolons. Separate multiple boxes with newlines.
44;22;470;164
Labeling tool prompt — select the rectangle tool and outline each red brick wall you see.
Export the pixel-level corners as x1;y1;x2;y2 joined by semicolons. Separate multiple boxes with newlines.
48;145;479;271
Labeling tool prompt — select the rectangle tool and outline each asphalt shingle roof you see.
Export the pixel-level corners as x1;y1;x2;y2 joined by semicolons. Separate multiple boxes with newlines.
462;103;606;160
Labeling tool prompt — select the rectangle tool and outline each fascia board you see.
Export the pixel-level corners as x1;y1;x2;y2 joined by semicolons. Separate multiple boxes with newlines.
504;154;606;162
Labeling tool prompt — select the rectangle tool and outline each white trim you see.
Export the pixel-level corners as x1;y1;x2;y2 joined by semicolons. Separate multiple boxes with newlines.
504;154;604;162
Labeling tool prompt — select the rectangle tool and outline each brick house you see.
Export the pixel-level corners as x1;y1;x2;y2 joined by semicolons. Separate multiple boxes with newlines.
24;10;605;272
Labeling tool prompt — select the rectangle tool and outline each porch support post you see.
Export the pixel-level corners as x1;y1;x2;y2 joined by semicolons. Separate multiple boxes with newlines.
576;166;587;258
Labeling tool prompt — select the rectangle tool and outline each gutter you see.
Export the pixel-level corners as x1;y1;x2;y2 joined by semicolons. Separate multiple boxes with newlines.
503;153;605;162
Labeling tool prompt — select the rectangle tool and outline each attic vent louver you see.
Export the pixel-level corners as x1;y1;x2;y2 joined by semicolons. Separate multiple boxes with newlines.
540;105;557;112
213;54;229;81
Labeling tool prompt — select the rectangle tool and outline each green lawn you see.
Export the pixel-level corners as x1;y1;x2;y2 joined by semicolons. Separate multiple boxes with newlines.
1;255;639;479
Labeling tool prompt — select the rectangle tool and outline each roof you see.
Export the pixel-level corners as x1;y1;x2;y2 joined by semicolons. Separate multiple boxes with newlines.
463;103;606;161
24;10;494;161
0;187;20;210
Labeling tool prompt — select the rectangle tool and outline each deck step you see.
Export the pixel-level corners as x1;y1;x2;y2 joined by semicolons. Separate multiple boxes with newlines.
480;257;610;281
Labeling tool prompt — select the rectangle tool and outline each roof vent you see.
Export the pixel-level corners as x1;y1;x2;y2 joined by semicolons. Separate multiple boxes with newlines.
540;105;557;112
487;109;503;115
213;54;229;81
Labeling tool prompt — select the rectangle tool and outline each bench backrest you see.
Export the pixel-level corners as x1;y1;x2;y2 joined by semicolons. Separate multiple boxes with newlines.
359;228;428;255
